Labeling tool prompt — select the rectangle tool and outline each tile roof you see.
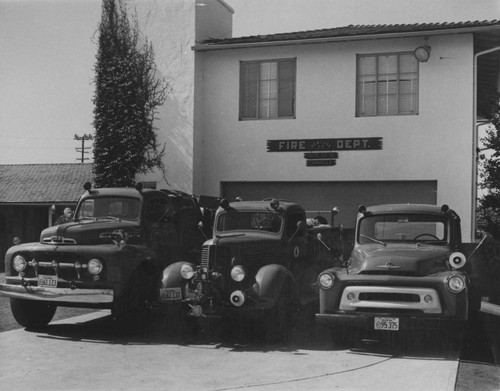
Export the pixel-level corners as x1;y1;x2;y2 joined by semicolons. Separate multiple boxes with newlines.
0;164;93;204
197;20;500;47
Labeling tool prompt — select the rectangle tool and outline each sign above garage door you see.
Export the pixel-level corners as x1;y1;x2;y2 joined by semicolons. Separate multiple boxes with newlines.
267;137;383;166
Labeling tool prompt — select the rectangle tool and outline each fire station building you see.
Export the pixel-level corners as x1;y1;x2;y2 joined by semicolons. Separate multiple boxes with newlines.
192;20;500;239
133;1;500;241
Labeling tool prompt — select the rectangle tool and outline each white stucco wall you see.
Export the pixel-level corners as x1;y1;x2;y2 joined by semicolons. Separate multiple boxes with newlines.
128;0;196;192
131;0;232;192
194;34;475;238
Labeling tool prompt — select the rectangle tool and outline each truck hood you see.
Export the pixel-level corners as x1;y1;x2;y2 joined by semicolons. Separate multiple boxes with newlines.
349;243;451;276
40;219;142;245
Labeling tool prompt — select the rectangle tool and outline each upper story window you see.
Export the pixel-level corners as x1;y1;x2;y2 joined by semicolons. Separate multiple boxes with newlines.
356;53;419;117
240;59;296;120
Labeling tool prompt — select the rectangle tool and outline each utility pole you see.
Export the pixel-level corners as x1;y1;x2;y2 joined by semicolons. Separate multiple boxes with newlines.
74;133;93;163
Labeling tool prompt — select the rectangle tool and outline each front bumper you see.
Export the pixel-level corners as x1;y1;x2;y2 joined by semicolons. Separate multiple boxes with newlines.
0;283;113;304
315;312;465;331
316;273;470;330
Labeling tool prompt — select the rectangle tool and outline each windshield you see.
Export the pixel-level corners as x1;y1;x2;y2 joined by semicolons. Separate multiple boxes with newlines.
76;197;141;221
358;213;448;244
216;211;283;233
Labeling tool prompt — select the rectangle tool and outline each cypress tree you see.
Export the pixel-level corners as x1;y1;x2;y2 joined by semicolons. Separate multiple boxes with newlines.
92;0;166;187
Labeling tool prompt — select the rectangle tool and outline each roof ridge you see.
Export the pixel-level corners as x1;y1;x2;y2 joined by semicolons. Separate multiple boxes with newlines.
199;19;500;46
0;163;92;167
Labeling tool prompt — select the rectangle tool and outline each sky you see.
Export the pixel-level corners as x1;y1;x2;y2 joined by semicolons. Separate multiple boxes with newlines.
229;0;500;36
1;0;499;164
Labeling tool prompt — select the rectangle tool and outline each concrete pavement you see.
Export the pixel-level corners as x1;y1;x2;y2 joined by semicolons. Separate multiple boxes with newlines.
0;311;462;391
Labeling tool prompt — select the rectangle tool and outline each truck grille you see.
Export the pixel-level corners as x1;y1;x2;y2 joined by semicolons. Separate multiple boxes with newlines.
359;292;420;302
339;286;442;314
42;236;77;245
201;245;231;272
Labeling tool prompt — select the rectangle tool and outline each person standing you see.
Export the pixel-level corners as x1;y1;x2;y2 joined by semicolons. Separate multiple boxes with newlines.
54;208;73;225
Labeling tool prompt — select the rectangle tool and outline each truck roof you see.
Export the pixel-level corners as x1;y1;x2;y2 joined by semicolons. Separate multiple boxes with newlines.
362;203;451;215
80;187;180;199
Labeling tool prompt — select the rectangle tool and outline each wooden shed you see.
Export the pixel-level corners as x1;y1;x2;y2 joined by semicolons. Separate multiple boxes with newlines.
0;164;93;270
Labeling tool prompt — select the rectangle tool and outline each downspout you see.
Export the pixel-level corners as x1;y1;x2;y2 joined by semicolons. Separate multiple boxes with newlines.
472;46;500;242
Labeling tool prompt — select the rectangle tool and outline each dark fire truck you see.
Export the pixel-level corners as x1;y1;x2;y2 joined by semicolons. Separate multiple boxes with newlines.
0;182;206;329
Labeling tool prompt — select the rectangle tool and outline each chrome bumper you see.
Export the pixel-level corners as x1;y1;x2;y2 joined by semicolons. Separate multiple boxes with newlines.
0;283;114;304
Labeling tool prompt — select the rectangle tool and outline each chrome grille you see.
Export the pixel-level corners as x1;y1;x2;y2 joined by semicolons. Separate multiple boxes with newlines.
201;245;231;272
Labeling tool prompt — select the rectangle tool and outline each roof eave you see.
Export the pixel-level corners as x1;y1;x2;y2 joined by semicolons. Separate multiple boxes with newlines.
193;25;500;51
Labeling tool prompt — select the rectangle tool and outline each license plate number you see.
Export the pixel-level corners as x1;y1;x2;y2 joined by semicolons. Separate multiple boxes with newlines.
160;287;181;301
38;275;58;288
374;317;399;331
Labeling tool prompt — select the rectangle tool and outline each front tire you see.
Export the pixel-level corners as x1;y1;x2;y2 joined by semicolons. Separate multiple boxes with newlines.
10;298;56;329
113;265;156;333
263;291;289;343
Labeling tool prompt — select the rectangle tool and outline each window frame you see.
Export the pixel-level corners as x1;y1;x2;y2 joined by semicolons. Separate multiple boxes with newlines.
356;52;419;117
239;58;296;121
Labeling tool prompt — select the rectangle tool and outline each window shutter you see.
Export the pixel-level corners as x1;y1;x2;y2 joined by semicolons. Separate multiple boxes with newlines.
278;60;295;117
240;62;259;119
357;56;377;116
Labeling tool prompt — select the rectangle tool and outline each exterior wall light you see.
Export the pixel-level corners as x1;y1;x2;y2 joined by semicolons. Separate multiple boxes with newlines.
414;45;431;62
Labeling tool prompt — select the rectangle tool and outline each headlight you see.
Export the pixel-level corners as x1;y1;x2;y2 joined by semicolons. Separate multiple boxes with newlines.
87;259;103;275
318;272;335;289
230;265;245;282
447;275;466;293
13;255;27;272
180;264;195;280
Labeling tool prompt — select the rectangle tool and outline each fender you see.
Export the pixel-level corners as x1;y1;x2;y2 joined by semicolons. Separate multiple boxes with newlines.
249;264;297;309
161;261;195;289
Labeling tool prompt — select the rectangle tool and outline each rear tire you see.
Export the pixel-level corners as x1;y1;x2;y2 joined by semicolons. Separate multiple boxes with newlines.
10;298;56;329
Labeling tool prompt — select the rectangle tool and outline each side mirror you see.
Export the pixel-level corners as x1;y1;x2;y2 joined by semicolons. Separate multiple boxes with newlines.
289;220;306;242
316;232;331;252
197;221;208;240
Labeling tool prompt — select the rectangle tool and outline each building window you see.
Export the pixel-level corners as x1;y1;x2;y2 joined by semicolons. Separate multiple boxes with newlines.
356;53;419;116
240;59;296;120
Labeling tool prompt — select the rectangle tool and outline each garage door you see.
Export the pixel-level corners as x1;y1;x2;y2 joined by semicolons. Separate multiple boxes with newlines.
221;181;437;229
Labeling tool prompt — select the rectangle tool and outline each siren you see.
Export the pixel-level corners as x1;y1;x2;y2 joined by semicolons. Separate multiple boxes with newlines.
449;252;466;269
230;290;246;307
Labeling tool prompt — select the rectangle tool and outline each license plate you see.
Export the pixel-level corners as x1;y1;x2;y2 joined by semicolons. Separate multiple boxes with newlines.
38;275;58;288
374;317;399;331
160;287;182;301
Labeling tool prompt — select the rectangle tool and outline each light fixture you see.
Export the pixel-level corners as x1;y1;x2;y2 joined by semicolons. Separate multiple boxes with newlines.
414;37;431;62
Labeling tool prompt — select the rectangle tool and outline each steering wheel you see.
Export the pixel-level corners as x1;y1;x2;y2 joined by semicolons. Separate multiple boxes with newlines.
413;233;439;240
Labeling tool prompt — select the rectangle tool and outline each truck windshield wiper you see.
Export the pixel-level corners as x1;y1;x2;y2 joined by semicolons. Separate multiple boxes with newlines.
416;240;447;247
216;233;245;239
360;234;386;246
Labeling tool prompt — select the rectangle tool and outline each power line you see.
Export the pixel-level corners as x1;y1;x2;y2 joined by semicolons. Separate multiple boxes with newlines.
74;133;93;163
